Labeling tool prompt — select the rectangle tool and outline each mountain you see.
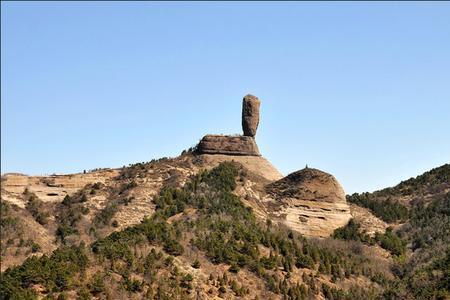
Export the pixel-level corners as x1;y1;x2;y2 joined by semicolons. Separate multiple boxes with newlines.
1;96;449;299
1;157;450;299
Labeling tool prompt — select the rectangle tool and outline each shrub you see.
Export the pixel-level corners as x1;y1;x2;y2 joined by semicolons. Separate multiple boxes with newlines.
56;225;79;243
163;239;183;256
333;219;372;243
375;228;406;256
229;263;240;273
56;193;90;243
0;244;88;298
88;274;105;295
31;242;41;253
123;278;142;292
25;193;49;225
192;259;201;269
295;254;315;269
94;204;118;227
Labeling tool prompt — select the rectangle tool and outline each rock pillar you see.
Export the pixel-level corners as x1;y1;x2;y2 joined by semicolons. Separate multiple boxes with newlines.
242;94;260;137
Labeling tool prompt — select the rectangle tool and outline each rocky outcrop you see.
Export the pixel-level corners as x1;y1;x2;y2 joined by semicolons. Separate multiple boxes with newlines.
265;168;352;237
266;168;346;202
197;94;262;156
1;170;118;208
197;135;260;156
242;94;260;137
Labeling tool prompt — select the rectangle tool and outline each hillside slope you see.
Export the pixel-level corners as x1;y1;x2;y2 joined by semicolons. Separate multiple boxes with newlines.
1;159;449;299
1;162;387;300
340;164;450;299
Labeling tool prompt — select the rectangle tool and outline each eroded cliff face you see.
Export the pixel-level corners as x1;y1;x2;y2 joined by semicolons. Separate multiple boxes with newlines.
1;170;119;208
263;168;352;237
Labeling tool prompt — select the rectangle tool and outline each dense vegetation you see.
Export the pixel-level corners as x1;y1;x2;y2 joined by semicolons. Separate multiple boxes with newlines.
344;164;450;299
406;193;450;250
346;193;409;223
333;220;406;256
384;193;450;299
0;244;88;300
381;164;450;197
348;164;450;224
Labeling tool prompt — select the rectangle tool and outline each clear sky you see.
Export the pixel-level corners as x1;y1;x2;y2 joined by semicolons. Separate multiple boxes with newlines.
2;2;450;193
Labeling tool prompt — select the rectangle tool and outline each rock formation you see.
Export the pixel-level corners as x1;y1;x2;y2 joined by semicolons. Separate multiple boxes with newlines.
195;94;351;237
264;168;352;237
1;170;118;207
242;94;260;137
197;135;260;156
197;94;261;156
1;92;353;251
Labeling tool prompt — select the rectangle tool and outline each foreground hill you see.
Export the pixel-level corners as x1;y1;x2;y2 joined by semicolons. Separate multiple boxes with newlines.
1;160;386;300
1;157;449;299
0;151;354;271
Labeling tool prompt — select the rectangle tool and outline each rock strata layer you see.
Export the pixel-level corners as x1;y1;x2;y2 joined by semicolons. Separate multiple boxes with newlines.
242;94;260;137
197;135;260;156
265;168;352;237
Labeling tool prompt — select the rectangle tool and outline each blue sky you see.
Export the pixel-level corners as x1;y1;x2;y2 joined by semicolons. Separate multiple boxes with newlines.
2;2;450;193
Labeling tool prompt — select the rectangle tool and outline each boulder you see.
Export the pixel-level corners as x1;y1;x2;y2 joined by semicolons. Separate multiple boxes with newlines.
197;135;260;156
242;94;260;137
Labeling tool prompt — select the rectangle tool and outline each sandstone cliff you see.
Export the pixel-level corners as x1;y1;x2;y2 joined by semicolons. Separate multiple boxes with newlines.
197;135;260;156
264;168;352;237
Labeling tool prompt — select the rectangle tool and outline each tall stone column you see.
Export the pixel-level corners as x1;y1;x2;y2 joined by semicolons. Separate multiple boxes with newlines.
242;94;260;137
